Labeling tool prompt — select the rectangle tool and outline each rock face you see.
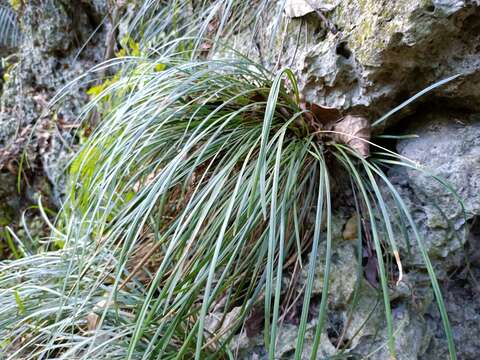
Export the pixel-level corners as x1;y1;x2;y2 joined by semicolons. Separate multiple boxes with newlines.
240;0;480;119
229;0;480;358
0;0;109;200
395;113;480;264
0;0;111;252
299;0;480;116
393;113;480;360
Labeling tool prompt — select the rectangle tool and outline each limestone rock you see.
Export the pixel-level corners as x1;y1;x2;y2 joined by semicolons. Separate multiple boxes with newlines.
422;268;480;359
232;319;336;359
299;0;480;117
284;0;340;18
0;0;110;255
234;1;480;120
391;112;480;266
397;113;480;220
0;0;109;207
352;301;432;360
301;241;360;308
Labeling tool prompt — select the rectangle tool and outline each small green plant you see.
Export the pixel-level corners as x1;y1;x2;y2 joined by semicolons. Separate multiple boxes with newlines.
9;0;22;11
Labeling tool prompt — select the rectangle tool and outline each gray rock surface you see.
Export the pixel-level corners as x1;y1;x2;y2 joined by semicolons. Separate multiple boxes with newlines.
237;0;480;120
389;113;480;268
392;113;480;359
301;241;360;309
397;113;480;220
0;0;111;258
422;272;480;359
299;0;480;116
224;1;480;358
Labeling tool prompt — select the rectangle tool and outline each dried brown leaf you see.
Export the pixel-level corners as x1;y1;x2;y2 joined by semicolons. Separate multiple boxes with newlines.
86;312;99;332
299;100;341;134
245;306;264;338
333;115;371;157
342;213;358;240
309;103;341;126
365;254;379;288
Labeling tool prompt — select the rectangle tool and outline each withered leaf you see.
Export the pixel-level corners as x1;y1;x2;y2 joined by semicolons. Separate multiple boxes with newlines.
364;254;379;289
86;312;99;332
309;102;341;127
342;213;358;240
199;16;220;56
245;306;264;338
333;115;371;157
284;0;339;18
299;100;341;133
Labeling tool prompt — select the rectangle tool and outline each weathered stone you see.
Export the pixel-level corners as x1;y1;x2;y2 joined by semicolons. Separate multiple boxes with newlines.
24;1;75;53
422;268;480;359
301;1;480;117
0;0;109;203
397;113;480;219
0;0;110;256
284;0;340;18
0;172;18;226
390;112;480;266
301;241;360;308
233;0;480;121
232;320;337;359
351;300;432;360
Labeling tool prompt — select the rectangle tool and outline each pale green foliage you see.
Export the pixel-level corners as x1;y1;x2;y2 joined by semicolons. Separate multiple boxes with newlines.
0;5;21;48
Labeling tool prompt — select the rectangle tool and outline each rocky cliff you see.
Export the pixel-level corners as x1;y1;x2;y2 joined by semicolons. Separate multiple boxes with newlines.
230;1;480;358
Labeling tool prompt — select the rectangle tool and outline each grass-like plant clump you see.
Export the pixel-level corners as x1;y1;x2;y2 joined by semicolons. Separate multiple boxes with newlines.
0;1;463;359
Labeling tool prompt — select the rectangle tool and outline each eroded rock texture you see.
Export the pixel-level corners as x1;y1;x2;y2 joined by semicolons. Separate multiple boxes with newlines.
230;0;480;359
0;0;109;198
241;0;480;117
0;0;113;256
